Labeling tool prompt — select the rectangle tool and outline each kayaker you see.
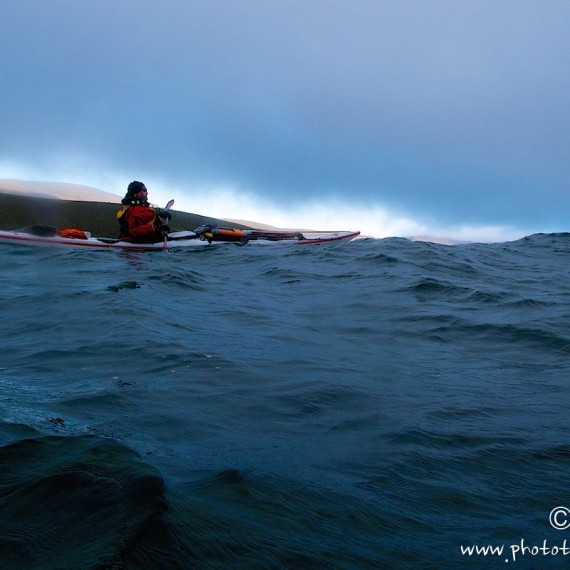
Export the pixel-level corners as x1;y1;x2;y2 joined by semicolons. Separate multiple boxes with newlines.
117;181;171;242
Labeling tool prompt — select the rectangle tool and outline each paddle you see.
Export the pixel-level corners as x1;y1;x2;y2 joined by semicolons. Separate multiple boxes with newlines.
161;199;174;250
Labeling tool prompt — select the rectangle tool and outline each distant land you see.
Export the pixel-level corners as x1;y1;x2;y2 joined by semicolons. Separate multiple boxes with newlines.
0;179;251;237
0;179;122;203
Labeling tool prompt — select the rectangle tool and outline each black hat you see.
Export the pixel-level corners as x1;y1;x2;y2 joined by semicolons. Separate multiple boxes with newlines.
122;181;146;205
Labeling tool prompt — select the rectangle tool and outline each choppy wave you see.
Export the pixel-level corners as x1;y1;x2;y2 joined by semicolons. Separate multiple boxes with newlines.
1;233;570;568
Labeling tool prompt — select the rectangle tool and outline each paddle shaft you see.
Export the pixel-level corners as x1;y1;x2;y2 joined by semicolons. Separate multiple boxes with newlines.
162;199;174;250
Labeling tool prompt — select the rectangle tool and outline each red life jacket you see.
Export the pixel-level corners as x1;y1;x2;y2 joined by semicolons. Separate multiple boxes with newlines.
117;204;160;242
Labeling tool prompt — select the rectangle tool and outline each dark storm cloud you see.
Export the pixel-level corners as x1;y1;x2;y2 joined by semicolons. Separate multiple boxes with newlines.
1;0;570;230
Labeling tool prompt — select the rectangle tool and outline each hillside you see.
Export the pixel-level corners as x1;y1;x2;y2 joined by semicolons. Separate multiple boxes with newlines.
0;192;250;237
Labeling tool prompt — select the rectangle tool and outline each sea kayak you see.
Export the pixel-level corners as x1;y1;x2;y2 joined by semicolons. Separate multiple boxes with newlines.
0;225;360;250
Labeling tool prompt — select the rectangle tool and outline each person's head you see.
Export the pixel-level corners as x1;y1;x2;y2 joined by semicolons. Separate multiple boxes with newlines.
123;181;148;204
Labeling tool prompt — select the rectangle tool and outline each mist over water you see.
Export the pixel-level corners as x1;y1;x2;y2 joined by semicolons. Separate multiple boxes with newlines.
0;164;536;242
1;233;570;568
135;183;534;243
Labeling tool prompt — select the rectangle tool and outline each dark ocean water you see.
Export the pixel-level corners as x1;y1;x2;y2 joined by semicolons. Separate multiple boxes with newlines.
1;233;570;569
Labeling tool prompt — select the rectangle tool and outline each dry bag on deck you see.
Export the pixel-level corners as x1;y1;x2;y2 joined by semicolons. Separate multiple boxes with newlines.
194;225;247;243
59;228;89;239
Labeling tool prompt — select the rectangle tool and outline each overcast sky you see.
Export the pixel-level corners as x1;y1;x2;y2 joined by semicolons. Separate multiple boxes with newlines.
1;0;569;240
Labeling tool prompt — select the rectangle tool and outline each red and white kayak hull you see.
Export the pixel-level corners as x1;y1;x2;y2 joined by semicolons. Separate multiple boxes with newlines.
0;229;360;250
